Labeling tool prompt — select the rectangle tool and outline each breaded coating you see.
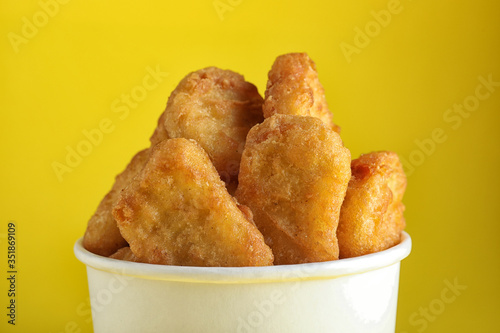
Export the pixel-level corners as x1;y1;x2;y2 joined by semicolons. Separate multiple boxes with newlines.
263;53;340;133
109;247;142;262
235;114;351;265
83;149;150;256
112;138;274;267
150;67;264;194
149;110;169;146
337;151;407;258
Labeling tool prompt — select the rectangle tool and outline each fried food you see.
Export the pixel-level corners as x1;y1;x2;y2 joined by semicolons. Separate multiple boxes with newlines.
337;151;407;258
235;114;351;264
83;57;408;266
263;53;341;134
150;67;264;194
149;109;169;146
109;247;141;262
83;149;150;257
112;138;274;267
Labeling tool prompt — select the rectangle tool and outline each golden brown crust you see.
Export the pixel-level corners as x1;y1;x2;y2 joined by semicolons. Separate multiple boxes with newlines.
150;67;264;194
149;110;169;146
113;138;274;267
109;247;142;262
263;53;340;133
83;149;150;257
337;151;407;258
235;114;351;264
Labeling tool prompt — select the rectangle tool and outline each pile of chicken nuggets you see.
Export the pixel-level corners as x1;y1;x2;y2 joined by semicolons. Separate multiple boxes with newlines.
83;53;407;266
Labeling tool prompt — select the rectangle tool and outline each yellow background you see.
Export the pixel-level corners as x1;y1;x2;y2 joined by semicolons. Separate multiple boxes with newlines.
1;0;499;332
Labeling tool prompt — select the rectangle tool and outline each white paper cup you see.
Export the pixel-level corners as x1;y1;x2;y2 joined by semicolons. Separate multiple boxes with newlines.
74;231;411;333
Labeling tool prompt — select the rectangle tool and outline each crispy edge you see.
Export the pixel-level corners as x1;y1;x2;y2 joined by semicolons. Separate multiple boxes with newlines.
337;151;407;258
236;114;351;264
263;53;340;133
82;149;150;257
109;247;142;262
152;67;263;194
113;138;274;267
149;109;170;146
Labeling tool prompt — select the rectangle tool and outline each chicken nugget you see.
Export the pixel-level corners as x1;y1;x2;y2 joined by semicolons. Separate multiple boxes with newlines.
235;114;351;264
263;53;341;133
109;247;142;262
112;138;274;267
150;67;264;194
83;149;150;257
149;109;169;146
337;151;407;258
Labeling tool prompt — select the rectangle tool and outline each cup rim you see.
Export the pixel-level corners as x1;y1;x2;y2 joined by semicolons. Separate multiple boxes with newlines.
74;231;411;284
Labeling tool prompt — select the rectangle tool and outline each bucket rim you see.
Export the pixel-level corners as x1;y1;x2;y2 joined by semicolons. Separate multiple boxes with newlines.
74;231;411;284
